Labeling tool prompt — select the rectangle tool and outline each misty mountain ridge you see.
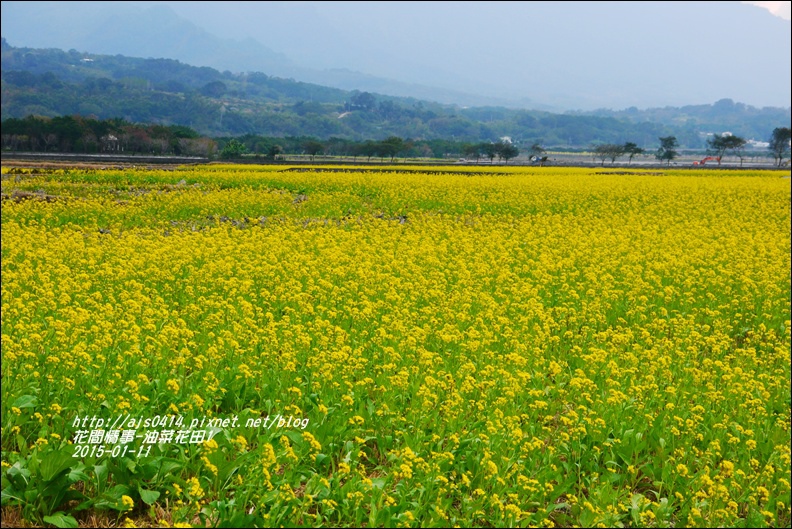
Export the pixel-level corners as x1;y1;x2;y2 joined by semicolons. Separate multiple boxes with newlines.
2;39;789;149
2;1;789;112
0;2;534;110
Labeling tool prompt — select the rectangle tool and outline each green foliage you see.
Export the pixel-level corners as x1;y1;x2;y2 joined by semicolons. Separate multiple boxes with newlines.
579;98;791;146
623;142;645;164
656;136;679;165
1;115;210;156
378;136;406;161
528;143;546;158
461;143;481;162
1;446;88;525
769;127;791;167
480;142;498;163
3;43;788;148
266;144;284;160
220;139;248;159
200;81;227;98
592;143;626;165
302;140;324;160
495;140;519;163
706;134;747;165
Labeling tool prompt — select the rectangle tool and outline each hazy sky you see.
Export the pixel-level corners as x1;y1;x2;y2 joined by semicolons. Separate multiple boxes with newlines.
2;1;790;110
744;1;792;19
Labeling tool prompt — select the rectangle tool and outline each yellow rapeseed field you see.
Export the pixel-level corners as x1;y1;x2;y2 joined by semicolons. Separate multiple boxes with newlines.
1;164;790;527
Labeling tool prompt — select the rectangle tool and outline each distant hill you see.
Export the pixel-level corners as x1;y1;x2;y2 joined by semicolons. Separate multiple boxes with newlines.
577;101;791;144
2;1;789;111
0;2;513;109
1;41;789;149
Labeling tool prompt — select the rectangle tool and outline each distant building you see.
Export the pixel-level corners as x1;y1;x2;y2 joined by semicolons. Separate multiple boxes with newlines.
747;139;770;148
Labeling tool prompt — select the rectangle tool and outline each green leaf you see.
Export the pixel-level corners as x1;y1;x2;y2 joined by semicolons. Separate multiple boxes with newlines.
6;463;31;488
217;460;242;483
93;485;133;511
67;467;89;483
314;453;329;469
1;485;25;505
282;429;303;447
42;512;79;528
153;459;183;481
138;487;160;505
40;449;75;482
217;513;258;528
13;395;38;408
107;484;132;498
258;489;279;506
16;434;28;457
93;463;108;491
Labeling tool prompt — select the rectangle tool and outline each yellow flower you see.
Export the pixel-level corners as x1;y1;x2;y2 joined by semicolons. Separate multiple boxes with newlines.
121;494;135;511
186;477;204;499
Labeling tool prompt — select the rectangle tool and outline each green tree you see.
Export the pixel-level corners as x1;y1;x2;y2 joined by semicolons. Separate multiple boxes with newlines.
623;142;645;164
656;136;679;165
495;141;519;163
266;144;283;160
220;138;247;159
462;143;481;163
303;140;324;161
706;134;746;165
480;142;498;164
380;136;406;162
350;91;376;111
769;127;791;167
359;140;379;162
728;136;748;167
592;143;626;166
200;81;227;98
528;142;546;158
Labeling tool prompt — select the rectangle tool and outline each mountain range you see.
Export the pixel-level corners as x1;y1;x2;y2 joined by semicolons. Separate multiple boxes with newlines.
2;39;789;149
2;1;790;111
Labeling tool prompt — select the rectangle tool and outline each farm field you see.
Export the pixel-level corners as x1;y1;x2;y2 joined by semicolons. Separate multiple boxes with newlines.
1;164;790;528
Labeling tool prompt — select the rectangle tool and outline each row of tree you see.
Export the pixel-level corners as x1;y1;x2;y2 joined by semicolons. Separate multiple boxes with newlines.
1;115;216;156
220;136;524;163
591;137;678;165
3;115;790;167
591;128;791;167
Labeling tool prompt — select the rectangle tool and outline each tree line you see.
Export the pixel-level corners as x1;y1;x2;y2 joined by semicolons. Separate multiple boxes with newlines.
219;136;523;163
591;128;791;167
2;115;790;167
0;116;528;163
1;115;216;157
